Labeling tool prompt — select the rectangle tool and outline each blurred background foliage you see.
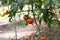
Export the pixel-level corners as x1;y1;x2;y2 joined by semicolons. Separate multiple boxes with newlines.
0;0;60;28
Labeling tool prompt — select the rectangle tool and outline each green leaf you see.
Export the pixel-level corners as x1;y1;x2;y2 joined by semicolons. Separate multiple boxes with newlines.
17;0;25;10
9;17;12;22
13;6;18;17
1;0;7;5
8;2;18;22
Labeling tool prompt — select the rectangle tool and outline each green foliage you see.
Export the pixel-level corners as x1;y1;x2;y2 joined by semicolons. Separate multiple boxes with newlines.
16;0;25;10
8;2;18;22
9;0;60;28
1;0;16;5
1;0;8;6
42;0;60;28
0;0;60;28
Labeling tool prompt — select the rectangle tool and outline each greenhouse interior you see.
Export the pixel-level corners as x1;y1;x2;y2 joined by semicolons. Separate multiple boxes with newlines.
0;0;60;40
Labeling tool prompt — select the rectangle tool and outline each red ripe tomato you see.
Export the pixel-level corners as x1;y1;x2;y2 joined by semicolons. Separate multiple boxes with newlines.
27;18;34;24
41;35;46;40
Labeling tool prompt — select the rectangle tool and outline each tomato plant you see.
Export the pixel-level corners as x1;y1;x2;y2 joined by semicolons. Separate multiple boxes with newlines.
0;0;60;40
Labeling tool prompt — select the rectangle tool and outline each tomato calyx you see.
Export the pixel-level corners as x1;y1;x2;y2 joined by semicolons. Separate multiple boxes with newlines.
23;15;29;20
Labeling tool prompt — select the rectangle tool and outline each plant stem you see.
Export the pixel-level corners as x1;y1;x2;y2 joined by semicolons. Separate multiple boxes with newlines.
50;0;52;9
31;0;40;36
14;17;17;40
15;25;17;40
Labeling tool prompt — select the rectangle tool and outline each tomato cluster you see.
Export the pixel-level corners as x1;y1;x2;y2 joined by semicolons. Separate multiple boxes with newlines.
23;15;34;24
